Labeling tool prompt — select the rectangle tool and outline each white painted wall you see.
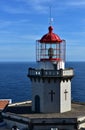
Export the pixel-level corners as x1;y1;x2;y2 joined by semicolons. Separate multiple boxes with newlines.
32;79;44;112
38;62;54;70
60;80;71;113
32;77;71;113
57;61;65;70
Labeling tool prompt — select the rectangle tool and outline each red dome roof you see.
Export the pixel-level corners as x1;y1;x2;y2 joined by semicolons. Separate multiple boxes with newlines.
39;26;62;43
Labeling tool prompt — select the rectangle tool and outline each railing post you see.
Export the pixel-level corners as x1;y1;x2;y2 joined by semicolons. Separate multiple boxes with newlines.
41;69;44;76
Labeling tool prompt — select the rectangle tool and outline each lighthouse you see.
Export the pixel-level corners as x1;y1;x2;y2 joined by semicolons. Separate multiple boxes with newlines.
28;25;74;113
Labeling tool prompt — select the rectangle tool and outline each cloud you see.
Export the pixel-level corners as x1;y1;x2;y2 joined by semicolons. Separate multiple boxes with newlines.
1;0;85;15
2;5;30;14
0;44;35;61
0;29;39;45
0;20;12;28
66;0;85;7
0;18;44;46
21;34;40;41
0;0;80;15
9;0;55;14
0;19;31;31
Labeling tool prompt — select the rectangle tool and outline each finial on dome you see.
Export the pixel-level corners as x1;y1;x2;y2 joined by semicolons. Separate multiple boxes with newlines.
48;26;53;33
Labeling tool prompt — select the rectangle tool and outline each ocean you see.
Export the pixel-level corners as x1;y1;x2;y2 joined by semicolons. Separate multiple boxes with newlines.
0;62;85;103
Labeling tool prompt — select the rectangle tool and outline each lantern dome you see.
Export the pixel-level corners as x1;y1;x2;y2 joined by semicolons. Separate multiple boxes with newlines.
40;26;62;43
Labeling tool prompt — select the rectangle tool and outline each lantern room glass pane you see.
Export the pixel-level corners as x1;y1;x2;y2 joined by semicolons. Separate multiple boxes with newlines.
36;40;66;62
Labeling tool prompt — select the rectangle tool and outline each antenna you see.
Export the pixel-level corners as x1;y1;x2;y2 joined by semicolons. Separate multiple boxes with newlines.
49;6;53;25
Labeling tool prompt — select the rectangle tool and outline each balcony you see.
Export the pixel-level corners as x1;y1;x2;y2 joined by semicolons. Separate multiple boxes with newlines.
28;68;74;78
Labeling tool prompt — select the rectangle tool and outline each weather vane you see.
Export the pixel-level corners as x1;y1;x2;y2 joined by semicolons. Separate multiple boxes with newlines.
49;6;53;25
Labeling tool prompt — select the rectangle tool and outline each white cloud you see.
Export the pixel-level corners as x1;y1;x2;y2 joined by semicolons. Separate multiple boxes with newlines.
0;20;12;28
68;1;85;6
0;19;31;32
0;29;39;45
0;44;35;61
1;2;47;14
64;0;85;8
2;5;30;14
12;0;55;14
21;34;40;41
1;0;85;15
16;0;53;5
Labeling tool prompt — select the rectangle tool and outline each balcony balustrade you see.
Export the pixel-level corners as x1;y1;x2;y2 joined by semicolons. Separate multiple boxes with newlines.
28;68;74;78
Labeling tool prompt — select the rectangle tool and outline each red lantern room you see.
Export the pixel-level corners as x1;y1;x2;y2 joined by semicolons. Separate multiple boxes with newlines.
36;26;66;65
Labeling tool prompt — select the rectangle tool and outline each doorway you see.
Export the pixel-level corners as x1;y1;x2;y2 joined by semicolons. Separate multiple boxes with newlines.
35;95;40;113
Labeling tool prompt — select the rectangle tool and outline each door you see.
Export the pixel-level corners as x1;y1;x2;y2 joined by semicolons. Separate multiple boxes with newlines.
35;95;40;113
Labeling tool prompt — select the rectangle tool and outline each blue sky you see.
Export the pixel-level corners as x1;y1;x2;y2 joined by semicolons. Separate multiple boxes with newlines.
0;0;85;61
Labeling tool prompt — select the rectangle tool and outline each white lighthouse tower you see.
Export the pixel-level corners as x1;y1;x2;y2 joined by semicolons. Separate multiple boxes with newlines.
28;26;74;113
